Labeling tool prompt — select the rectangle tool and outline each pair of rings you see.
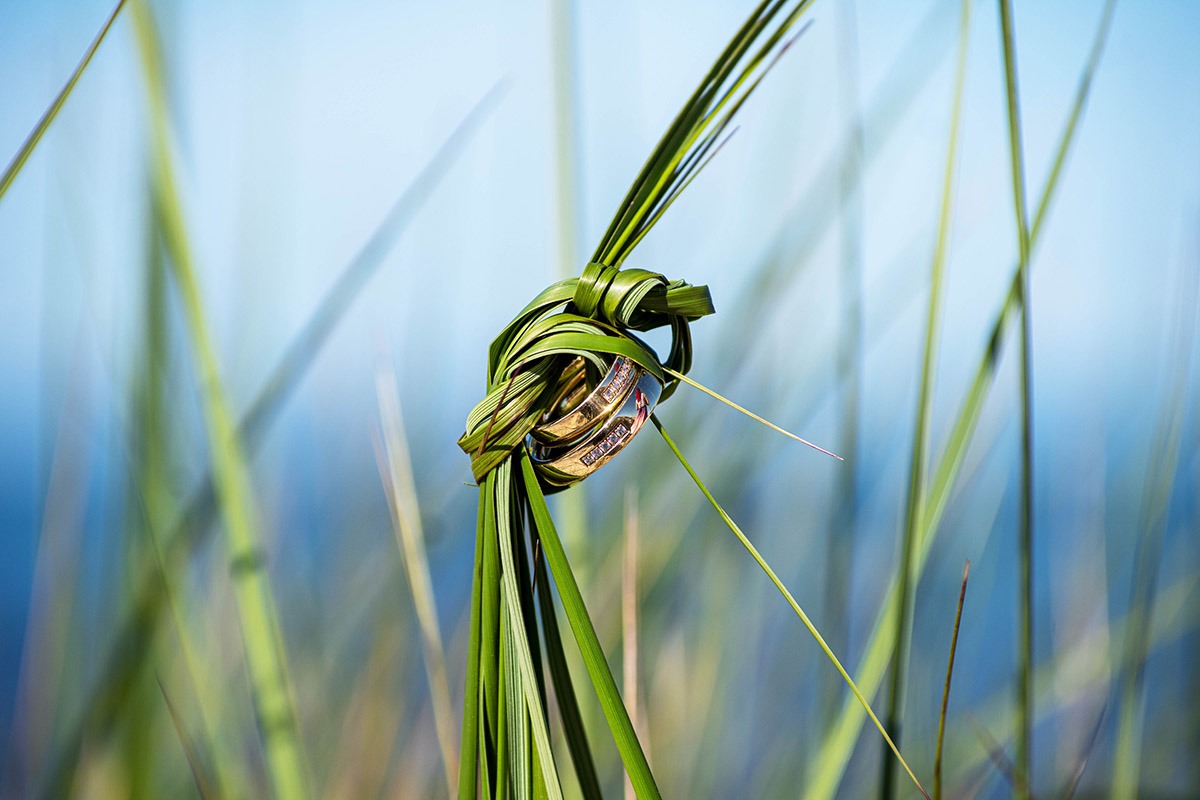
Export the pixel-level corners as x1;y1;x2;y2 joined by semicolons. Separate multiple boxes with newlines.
528;355;662;488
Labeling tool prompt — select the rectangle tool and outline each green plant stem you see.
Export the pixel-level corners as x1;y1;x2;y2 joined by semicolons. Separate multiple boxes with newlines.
651;415;930;800
0;0;127;202
132;2;309;797
519;453;661;800
996;2;1035;796
881;0;971;796
802;4;1116;791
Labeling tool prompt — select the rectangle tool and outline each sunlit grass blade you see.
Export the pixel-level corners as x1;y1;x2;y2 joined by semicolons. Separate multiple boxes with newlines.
535;558;603;800
996;2;1036;793
934;560;970;800
804;5;1117;794
0;0;127;202
518;453;661;800
458;496;487;800
663;367;840;459
493;460;564;800
650;415;930;800
373;363;459;798
881;0;971;795
42;84;502;796
132;1;309;797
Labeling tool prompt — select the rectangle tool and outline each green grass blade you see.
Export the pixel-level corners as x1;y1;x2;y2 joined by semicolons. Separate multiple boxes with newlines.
880;0;971;795
663;367;841;459
518;452;661;800
535;563;603;800
493;460;564;800
39;85;502;797
933;561;970;800
803;6;1117;794
651;416;930;800
459;495;487;800
132;2;309;796
996;2;1035;794
0;0;127;202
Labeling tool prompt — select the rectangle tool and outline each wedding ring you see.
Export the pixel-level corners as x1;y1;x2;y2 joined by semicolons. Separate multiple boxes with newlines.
529;368;662;487
531;355;642;445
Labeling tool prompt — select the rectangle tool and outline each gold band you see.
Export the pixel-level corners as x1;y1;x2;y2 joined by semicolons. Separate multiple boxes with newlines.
531;355;642;445
529;368;661;487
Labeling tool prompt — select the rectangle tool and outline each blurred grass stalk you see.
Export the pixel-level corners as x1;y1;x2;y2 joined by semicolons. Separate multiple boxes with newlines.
879;0;971;796
1110;242;1199;796
804;1;1118;796
35;75;501;794
373;361;459;798
131;1;310;798
996;0;1036;794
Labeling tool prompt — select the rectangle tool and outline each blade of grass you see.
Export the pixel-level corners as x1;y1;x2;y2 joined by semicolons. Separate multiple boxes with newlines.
534;556;603;800
663;367;841;459
934;561;970;800
622;485;641;800
132;2;309;797
0;0;127;202
42;83;503;799
804;4;1117;794
881;0;971;795
519;452;661;800
373;363;459;798
458;494;487;800
650;415;930;800
996;2;1035;794
492;461;564;800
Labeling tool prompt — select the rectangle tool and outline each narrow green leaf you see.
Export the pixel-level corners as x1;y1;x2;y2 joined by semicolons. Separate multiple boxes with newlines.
880;0;971;795
519;453;661;800
803;4;1118;794
651;416;930;800
493;460;565;800
0;0;127;202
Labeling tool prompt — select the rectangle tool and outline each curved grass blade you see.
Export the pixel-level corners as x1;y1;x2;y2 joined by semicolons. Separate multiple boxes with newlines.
0;0;127;202
880;0;971;795
518;453;661;800
933;561;970;800
592;0;814;267
804;4;1118;794
651;415;930;800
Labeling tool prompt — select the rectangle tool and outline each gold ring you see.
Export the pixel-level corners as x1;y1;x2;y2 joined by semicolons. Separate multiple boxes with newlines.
531;355;642;445
529;367;661;486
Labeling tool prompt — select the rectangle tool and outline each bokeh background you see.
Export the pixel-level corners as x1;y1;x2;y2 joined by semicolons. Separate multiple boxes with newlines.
1;0;1198;797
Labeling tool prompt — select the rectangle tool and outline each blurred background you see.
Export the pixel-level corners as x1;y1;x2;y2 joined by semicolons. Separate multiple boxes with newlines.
1;0;1198;797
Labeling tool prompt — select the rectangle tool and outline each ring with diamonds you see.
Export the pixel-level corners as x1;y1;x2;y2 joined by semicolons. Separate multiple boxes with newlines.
529;367;662;487
531;355;643;446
